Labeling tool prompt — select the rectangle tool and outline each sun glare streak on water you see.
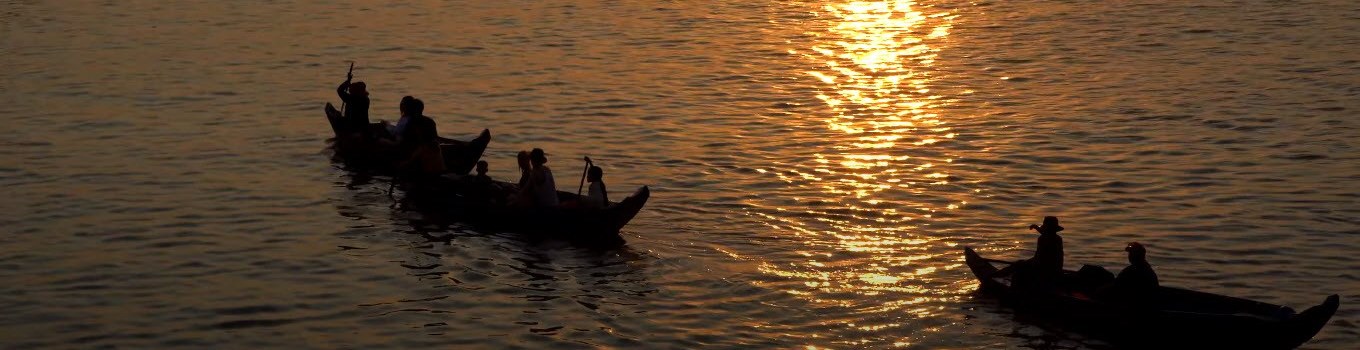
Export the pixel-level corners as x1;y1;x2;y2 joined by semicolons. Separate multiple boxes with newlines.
3;0;1358;348
750;1;975;346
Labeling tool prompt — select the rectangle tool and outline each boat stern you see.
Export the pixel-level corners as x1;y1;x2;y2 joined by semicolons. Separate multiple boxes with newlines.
609;186;650;233
963;247;1004;293
1283;294;1340;349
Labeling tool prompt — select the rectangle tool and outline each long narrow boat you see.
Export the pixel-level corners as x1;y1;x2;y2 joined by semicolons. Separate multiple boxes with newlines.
963;247;1338;349
324;103;491;174
405;176;650;246
323;103;648;245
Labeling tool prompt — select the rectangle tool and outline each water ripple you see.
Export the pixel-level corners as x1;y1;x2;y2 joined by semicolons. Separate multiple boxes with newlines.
2;0;1358;349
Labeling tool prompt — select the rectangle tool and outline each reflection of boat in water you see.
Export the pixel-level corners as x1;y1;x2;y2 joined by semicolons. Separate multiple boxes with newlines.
324;103;491;175
404;176;650;247
328;169;659;323
963;247;1338;349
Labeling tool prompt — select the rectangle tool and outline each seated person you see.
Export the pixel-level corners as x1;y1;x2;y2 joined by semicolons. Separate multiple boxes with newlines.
336;74;370;139
1005;216;1065;292
473;160;492;184
1105;242;1159;305
380;96;417;141
516;151;532;189
466;160;500;204
584;165;608;209
1031;216;1064;277
529;148;559;207
398;99;439;145
396;138;444;177
394;99;445;177
509;150;534;207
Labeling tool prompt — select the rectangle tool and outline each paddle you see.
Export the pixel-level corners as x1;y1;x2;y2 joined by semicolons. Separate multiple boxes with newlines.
980;256;1017;266
340;61;355;116
577;156;593;196
983;253;1027;279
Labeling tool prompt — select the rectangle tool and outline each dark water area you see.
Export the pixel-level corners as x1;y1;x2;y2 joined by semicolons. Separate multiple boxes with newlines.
2;0;1358;348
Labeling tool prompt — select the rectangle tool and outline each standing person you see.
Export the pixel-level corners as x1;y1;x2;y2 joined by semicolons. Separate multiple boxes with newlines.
584;166;608;209
336;73;371;137
529;148;559;207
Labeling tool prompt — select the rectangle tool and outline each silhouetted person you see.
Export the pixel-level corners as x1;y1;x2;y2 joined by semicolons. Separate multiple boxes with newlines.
511;150;534;207
585;165;608;209
382;96;417;141
529;148;559;207
1009;216;1065;292
468;160;497;204
397;99;438;147
1031;216;1065;276
474;160;492;184
336;74;370;137
1111;242;1159;302
395;99;444;176
516;151;532;188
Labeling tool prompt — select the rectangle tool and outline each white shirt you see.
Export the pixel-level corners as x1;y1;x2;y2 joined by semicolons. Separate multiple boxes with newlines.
586;182;607;208
533;166;559;207
391;115;413;138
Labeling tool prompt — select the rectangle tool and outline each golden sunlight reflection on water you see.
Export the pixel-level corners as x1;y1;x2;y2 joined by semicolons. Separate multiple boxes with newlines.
756;0;969;329
5;0;1359;347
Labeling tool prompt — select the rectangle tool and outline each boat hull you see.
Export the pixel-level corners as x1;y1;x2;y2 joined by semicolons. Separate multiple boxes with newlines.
963;247;1338;349
324;103;490;175
407;177;651;246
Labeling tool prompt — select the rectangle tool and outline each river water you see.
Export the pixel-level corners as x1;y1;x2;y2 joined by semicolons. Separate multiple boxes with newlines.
2;0;1358;348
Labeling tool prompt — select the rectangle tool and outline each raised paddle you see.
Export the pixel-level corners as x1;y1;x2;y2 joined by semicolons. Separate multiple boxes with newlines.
577;156;593;196
340;61;355;116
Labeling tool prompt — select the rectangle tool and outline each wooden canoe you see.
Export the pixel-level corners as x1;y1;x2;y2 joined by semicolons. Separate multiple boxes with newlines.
963;247;1338;349
405;176;651;246
324;102;490;175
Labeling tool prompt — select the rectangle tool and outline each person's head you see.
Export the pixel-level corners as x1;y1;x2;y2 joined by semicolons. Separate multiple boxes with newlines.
350;82;367;96
1036;216;1063;234
530;148;548;166
517;150;532;170
408;98;425;116
476;160;489;176
399;96;415;116
1125;242;1147;263
588;165;603;182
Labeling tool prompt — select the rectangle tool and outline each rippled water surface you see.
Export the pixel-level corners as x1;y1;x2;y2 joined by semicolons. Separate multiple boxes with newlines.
3;0;1359;348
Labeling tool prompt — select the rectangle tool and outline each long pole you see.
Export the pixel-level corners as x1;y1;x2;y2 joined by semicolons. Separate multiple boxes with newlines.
341;62;354;116
577;156;592;196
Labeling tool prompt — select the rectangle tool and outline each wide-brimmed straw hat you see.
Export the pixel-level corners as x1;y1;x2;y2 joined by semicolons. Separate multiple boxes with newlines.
1037;216;1063;233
